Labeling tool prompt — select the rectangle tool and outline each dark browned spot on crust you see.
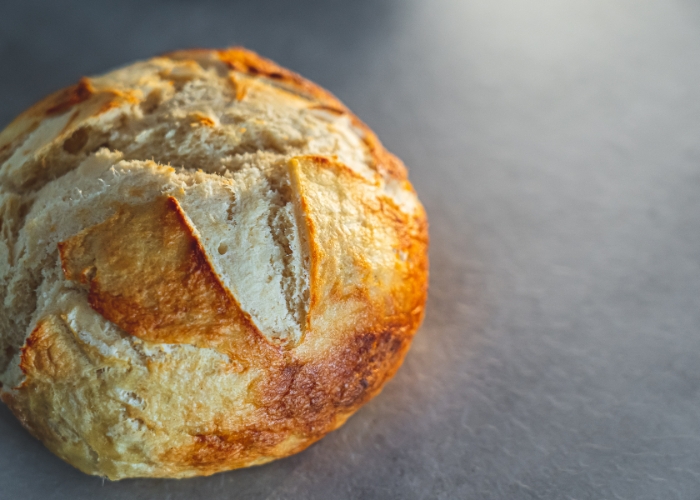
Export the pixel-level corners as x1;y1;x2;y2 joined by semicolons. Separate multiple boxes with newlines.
45;78;95;116
183;430;281;467
259;327;410;431
62;127;89;154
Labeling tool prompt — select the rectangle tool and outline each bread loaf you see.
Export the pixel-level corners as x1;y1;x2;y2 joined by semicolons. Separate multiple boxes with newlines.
0;47;428;479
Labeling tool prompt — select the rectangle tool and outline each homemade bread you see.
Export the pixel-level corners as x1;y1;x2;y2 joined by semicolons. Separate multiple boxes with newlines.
0;47;428;479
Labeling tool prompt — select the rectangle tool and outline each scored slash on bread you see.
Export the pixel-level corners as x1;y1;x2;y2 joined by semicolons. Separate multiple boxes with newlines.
0;48;428;479
58;196;261;355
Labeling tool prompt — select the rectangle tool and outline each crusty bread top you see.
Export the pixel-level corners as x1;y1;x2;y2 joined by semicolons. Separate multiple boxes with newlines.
0;48;428;479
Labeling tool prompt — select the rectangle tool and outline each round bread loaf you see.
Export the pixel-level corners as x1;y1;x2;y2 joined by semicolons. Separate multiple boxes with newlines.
0;48;428;479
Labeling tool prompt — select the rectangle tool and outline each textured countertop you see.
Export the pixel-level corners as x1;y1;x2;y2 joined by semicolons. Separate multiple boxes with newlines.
2;1;700;498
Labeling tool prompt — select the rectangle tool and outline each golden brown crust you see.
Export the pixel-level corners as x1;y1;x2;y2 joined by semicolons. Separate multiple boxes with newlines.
3;316;103;476
291;156;427;325
167;47;408;181
0;47;406;188
58;197;262;359
0;78;136;157
0;47;428;479
20;316;71;380
45;78;96;116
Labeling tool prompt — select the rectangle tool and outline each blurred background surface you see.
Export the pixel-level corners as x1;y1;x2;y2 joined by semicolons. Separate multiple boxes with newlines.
3;1;700;498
